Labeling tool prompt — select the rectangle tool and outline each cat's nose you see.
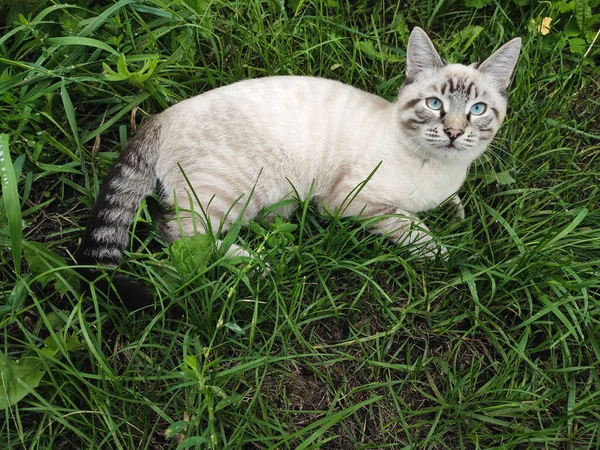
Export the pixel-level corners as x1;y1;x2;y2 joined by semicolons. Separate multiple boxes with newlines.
444;128;464;141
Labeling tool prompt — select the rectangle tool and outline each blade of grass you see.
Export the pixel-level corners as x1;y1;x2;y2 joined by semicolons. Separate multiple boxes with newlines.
45;37;120;57
0;134;22;276
60;80;80;148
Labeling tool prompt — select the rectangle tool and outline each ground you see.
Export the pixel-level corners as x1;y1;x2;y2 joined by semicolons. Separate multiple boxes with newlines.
1;1;599;449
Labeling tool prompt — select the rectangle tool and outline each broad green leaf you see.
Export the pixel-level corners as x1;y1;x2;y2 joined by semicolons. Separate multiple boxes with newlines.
568;37;587;53
556;0;575;13
61;333;86;353
103;62;129;81
7;276;29;311
575;0;590;31
104;54;159;88
43;334;85;356
129;55;159;87
165;420;190;438
482;170;516;186
0;352;46;409
564;18;582;37
182;0;213;38
393;15;410;43
356;41;403;62
117;53;129;77
461;25;483;52
495;171;517;185
184;354;199;372
464;0;492;8
224;322;245;334
23;241;80;297
273;222;298;234
44;312;66;331
214;393;243;412
170;234;214;280
208;385;227;398
176;437;211;449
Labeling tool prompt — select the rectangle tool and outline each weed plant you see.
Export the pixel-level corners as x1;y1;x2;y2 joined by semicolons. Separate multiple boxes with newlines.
1;0;599;448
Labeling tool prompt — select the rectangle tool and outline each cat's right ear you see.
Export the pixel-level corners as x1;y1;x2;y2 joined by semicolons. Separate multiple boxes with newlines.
477;37;522;91
406;27;445;81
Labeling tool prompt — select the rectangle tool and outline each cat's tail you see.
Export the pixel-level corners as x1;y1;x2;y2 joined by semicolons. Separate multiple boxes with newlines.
75;119;163;308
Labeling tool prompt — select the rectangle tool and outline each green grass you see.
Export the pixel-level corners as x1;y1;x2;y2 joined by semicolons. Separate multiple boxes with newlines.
1;0;600;448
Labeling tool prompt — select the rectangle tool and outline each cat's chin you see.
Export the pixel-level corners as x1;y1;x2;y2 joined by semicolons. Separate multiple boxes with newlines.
425;143;484;163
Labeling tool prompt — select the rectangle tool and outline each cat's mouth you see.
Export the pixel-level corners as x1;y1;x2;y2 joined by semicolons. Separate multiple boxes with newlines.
440;142;467;153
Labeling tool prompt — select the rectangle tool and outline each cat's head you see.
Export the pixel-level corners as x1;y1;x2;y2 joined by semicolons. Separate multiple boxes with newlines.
396;27;521;163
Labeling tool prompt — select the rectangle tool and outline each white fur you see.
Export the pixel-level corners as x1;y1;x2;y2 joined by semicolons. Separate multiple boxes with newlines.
143;28;521;256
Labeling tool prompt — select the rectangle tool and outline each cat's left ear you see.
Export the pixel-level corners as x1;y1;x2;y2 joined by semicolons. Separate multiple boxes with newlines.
406;27;445;81
477;37;522;91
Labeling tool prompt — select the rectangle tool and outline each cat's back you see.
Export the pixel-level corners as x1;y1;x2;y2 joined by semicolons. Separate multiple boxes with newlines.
187;75;384;106
159;76;390;130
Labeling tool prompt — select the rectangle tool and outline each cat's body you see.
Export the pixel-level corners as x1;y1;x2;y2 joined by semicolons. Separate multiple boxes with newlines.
159;76;466;228
76;28;521;306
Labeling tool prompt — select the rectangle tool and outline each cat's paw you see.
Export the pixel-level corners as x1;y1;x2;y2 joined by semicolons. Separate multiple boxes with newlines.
403;228;448;260
410;240;448;260
451;194;466;220
222;244;272;277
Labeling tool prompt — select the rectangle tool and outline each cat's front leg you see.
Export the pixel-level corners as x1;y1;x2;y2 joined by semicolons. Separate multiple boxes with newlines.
366;209;447;258
326;194;447;258
450;194;465;220
335;199;446;258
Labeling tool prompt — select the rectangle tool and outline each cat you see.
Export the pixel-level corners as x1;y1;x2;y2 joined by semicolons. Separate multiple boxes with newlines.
75;27;521;307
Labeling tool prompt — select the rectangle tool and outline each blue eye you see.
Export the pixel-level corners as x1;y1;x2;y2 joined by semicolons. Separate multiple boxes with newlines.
470;103;487;115
426;97;443;111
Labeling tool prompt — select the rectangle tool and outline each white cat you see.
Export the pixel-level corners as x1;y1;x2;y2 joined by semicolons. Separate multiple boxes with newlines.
76;27;521;305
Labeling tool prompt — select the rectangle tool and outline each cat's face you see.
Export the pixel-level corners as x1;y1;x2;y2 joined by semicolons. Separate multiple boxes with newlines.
396;28;521;163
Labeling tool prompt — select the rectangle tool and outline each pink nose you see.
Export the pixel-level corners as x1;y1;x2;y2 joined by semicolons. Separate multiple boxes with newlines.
444;128;463;141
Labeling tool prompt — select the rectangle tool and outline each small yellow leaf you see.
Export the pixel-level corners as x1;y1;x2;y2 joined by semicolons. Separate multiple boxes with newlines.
539;17;552;35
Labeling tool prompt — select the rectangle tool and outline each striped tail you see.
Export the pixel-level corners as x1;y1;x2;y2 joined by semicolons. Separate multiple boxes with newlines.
76;120;162;307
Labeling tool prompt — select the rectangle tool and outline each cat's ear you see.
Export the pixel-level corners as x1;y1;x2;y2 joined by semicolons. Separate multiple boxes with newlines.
477;37;522;91
406;27;445;80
